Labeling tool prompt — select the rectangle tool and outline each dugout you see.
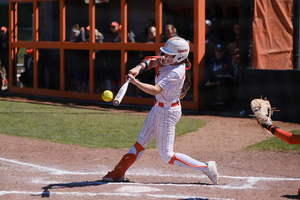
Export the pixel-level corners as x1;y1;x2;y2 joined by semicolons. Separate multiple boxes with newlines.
5;0;300;123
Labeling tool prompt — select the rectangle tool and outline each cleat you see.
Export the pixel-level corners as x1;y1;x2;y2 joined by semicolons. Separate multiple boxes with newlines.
203;161;219;185
102;170;125;182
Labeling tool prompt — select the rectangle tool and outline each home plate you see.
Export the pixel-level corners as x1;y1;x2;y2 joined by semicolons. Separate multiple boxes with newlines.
116;186;162;193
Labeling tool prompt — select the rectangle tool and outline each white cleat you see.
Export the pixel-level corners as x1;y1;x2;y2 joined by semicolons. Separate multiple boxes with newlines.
102;175;125;182
203;161;219;185
102;170;125;182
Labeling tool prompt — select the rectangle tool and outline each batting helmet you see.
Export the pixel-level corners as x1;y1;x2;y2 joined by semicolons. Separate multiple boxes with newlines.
158;37;189;65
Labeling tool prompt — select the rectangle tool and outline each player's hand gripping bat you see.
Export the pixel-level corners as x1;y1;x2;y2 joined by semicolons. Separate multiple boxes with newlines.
113;78;131;106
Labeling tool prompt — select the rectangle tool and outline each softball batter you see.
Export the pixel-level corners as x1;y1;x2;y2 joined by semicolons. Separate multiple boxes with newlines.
102;37;219;185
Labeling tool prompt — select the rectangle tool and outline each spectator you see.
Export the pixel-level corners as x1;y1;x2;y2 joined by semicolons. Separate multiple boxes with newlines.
69;24;85;42
206;3;221;39
19;48;34;88
146;26;156;43
66;24;88;92
233;22;240;49
105;21;137;42
139;19;155;42
219;3;237;46
227;21;240;53
19;48;46;88
117;25;135;43
205;20;219;64
219;48;240;111
95;29;104;43
105;21;120;43
198;44;231;110
227;48;239;79
1;26;9;82
85;26;104;43
162;24;179;42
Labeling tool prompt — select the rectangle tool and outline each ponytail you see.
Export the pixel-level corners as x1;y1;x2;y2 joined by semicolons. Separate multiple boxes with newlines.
180;59;191;99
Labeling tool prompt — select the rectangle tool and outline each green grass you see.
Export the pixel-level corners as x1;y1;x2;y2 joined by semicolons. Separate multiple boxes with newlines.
243;130;300;150
0;100;207;149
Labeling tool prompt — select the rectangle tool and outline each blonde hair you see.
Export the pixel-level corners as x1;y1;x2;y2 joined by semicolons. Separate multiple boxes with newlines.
180;59;191;99
165;24;177;35
72;24;80;30
148;26;156;33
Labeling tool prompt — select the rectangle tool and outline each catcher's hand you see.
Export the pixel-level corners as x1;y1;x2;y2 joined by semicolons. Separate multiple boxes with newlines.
250;96;278;134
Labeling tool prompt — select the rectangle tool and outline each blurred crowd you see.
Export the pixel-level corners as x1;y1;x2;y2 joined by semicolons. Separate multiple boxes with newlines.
200;2;241;113
6;2;242;113
64;19;182;96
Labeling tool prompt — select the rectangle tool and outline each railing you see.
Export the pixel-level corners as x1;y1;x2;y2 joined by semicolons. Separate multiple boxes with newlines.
8;0;205;110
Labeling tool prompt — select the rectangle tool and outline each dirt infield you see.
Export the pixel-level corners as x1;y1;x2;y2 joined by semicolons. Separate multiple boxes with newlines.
0;97;300;200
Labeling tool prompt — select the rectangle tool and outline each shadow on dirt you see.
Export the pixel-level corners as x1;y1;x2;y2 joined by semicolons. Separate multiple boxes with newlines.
281;194;300;199
42;180;109;190
35;180;211;198
35;180;110;198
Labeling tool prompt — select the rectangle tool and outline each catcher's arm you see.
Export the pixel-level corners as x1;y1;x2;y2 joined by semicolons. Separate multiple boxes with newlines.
270;126;300;144
250;97;300;144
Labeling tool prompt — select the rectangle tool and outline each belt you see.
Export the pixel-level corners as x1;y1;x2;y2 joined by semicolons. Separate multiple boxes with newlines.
155;99;179;108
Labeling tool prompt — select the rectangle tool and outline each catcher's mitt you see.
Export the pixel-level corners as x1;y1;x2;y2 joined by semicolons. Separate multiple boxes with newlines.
250;96;278;134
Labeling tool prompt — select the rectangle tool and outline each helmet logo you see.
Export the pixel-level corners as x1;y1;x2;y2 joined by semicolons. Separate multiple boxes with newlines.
173;43;180;47
178;49;188;53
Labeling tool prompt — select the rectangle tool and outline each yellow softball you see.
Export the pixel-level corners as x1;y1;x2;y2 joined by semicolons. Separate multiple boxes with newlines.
102;90;113;102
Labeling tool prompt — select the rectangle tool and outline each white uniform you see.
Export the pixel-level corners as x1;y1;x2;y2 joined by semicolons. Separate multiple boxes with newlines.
135;63;207;172
103;37;218;185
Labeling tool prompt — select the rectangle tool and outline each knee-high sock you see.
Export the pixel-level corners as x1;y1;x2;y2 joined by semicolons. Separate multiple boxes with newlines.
168;153;207;172
127;141;146;161
269;126;300;145
112;142;145;179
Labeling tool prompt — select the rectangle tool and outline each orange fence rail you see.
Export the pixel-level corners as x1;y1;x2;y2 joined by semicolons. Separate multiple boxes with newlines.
8;0;205;110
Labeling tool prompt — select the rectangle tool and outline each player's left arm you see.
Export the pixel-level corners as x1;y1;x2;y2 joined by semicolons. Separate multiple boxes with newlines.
128;64;143;77
126;73;162;96
139;56;162;71
129;57;161;77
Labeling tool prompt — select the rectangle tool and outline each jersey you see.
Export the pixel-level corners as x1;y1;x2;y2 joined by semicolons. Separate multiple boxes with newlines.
136;63;185;162
135;62;208;172
155;63;186;104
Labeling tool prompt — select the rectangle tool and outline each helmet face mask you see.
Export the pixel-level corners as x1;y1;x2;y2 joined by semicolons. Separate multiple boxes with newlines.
158;37;189;65
158;52;175;65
